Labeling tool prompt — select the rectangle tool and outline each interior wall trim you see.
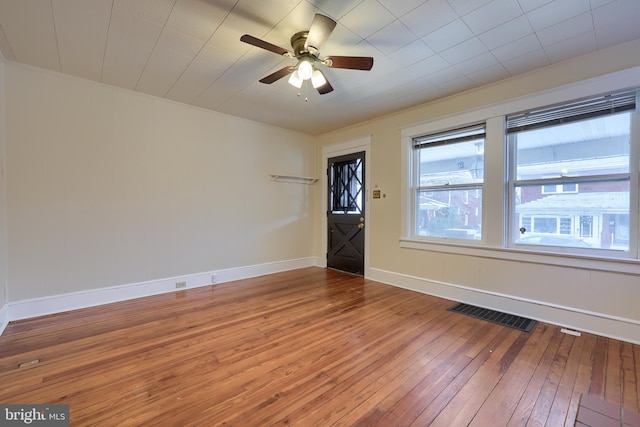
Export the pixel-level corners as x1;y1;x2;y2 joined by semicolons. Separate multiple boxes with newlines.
368;268;640;345
2;257;322;332
0;303;8;336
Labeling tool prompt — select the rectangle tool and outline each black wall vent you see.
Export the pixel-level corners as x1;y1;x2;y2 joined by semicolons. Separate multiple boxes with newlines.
448;303;537;332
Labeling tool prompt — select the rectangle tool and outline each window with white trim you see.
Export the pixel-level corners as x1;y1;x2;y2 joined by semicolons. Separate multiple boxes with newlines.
507;90;636;252
412;124;485;241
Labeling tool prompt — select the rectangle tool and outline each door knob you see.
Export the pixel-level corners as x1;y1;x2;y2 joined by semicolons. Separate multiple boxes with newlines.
358;223;365;229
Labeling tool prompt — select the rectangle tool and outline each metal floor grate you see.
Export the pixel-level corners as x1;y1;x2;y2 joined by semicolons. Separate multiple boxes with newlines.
448;303;537;332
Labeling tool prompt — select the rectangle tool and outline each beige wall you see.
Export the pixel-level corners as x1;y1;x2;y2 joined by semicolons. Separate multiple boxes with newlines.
4;62;317;301
317;39;640;342
0;60;6;310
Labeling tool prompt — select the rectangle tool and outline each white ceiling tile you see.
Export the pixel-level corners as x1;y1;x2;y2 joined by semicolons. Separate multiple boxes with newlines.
52;0;112;81
389;39;435;67
491;33;542;62
235;0;301;27
400;0;458;37
422;19;474;53
314;0;363;19
367;20;415;54
516;0;553;13
435;75;475;93
165;0;236;42
446;0;493;16
440;37;488;65
427;69;464;89
212;0;299;53
595;13;640;49
462;0;524;35
376;0;428;18
406;54;450;78
317;24;365;56
453;51;499;74
466;63;511;84
543;30;597;63
135;27;207;97
500;48;549;74
165;44;241;104
478;15;533;50
525;0;591;31
101;0;175;90
425;65;465;85
194;58;257;109
590;0;617;9
272;2;341;42
592;0;640;28
0;0;60;71
340;0;395;39
536;11;594;47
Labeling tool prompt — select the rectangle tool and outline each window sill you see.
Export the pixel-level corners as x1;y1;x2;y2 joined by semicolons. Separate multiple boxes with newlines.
399;238;640;275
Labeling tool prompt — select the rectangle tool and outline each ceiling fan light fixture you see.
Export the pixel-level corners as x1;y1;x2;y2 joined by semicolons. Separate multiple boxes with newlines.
297;59;314;80
240;13;372;96
288;70;303;88
311;69;326;89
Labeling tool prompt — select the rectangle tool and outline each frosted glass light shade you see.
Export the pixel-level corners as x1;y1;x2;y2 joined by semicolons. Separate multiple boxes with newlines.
288;70;303;88
311;69;326;88
297;60;313;80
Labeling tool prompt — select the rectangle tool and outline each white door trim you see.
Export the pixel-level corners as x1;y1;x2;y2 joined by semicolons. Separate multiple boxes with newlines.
321;136;372;278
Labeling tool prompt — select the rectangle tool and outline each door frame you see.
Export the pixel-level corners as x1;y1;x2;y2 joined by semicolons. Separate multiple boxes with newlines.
321;136;371;278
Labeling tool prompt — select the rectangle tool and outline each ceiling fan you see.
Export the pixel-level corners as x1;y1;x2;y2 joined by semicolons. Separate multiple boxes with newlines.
240;13;374;95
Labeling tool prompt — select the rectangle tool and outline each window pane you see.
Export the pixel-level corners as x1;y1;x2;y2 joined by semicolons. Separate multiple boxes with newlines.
416;188;482;239
514;112;630;180
580;216;593;237
418;139;484;185
511;108;631;253
533;217;557;233
330;158;363;214
513;180;629;250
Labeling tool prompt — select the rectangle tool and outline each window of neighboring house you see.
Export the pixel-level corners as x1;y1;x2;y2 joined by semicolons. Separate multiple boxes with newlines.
542;183;578;194
508;90;635;252
412;124;485;241
580;215;594;237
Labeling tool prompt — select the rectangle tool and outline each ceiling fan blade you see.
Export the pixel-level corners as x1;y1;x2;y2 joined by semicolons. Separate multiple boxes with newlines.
324;56;374;71
305;14;336;51
258;66;294;84
316;80;333;95
240;34;292;56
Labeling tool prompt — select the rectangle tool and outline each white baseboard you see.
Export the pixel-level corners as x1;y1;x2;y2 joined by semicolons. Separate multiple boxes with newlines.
368;267;640;345
6;260;636;345
0;303;8;336
5;257;322;326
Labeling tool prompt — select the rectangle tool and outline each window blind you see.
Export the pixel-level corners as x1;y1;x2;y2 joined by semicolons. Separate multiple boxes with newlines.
506;90;636;133
413;124;485;149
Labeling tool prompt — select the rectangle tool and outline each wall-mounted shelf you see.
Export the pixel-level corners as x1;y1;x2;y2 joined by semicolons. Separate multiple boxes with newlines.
269;174;318;185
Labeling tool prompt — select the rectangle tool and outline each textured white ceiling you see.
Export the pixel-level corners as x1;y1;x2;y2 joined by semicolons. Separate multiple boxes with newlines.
1;0;639;135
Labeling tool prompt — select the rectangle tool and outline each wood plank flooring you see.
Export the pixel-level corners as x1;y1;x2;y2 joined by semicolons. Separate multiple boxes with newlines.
0;267;638;426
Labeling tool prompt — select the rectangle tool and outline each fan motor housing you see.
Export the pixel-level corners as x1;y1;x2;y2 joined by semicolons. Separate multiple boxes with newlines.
291;31;318;58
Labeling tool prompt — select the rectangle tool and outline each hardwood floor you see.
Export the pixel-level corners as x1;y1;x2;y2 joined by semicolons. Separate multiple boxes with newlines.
0;267;638;426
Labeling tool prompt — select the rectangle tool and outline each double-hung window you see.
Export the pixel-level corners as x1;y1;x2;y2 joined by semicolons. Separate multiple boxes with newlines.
507;90;636;252
412;124;485;241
